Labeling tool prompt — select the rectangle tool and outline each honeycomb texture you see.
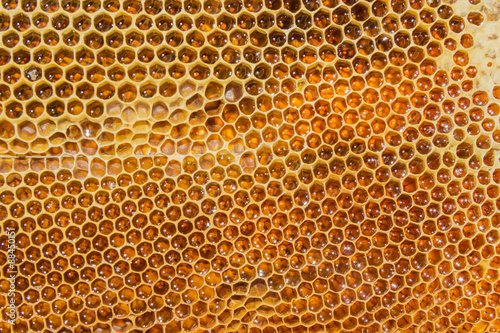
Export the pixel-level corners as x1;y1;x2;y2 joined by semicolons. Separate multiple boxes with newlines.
1;0;500;332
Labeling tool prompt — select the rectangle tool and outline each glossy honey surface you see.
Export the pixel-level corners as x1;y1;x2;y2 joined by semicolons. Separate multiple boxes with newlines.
0;0;500;332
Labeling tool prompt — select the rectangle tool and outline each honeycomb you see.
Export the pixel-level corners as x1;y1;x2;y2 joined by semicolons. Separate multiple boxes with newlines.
1;0;500;332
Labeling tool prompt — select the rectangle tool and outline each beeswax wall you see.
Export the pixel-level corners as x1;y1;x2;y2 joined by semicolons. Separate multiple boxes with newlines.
1;0;500;332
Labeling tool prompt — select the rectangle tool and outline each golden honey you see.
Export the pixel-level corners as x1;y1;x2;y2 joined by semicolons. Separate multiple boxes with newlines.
0;0;500;332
